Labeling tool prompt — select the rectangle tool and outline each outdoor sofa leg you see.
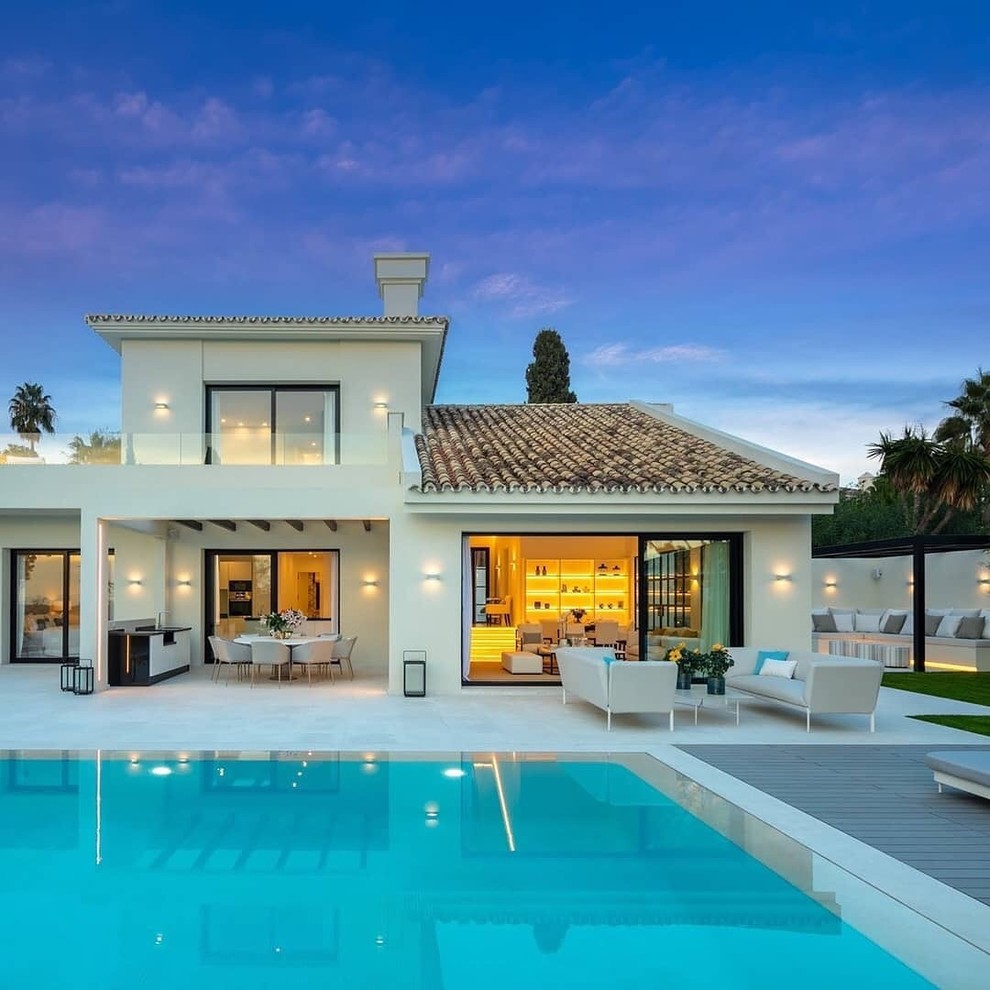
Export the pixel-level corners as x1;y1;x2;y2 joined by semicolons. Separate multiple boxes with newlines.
669;710;674;731
806;709;811;733
607;708;611;732
870;712;875;733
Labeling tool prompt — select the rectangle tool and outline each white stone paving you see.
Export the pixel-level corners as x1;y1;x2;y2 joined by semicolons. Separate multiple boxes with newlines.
1;662;985;752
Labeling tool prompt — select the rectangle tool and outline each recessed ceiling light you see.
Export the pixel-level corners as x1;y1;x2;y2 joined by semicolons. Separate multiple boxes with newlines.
237;422;244;427
304;416;311;422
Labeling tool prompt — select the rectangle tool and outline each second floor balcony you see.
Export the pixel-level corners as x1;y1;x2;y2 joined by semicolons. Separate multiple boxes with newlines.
0;431;390;467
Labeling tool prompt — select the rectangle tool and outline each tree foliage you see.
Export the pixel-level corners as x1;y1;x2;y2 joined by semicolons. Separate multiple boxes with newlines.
65;428;121;464
841;368;990;541
8;382;56;451
525;328;577;403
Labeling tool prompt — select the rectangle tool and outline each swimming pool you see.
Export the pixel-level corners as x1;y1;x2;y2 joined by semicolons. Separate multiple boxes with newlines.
0;751;943;988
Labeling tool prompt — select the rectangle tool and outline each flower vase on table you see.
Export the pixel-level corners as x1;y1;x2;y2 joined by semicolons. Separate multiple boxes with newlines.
702;644;734;695
263;608;306;640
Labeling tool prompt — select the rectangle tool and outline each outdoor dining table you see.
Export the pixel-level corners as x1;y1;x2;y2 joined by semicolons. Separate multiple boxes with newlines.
234;634;328;682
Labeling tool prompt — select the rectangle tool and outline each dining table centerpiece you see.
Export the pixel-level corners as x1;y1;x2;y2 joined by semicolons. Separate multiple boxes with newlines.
263;608;306;639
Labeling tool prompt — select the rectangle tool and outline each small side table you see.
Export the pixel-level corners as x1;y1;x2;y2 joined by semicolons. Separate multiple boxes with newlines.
403;650;427;697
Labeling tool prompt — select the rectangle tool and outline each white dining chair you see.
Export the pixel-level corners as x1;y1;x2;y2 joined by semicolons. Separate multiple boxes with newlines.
250;639;292;687
291;639;334;686
208;635;252;685
329;636;357;680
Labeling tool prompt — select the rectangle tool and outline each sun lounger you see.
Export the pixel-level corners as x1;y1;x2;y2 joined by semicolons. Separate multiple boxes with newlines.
926;750;990;801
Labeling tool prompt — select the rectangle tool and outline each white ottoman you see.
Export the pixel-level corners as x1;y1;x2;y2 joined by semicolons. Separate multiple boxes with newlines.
501;651;543;674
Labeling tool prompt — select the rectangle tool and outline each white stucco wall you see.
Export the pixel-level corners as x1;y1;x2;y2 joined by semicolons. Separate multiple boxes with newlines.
388;511;817;695
813;549;990;612
165;521;389;675
120;339;423;442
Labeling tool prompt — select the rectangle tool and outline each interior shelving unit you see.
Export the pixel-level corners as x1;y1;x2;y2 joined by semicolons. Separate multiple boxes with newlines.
524;558;630;624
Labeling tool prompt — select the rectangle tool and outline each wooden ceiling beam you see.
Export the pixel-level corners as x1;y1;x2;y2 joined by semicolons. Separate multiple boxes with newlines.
286;519;305;532
247;519;271;532
324;520;338;531
209;519;237;532
175;519;203;532
362;520;372;532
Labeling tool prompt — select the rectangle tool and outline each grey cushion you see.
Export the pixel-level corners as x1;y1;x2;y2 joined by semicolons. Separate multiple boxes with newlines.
731;673;807;705
924;613;943;636
926;751;990;789
812;612;837;632
882;612;907;634
955;616;986;640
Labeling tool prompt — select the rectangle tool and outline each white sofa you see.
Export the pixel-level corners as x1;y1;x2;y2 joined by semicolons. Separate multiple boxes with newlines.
812;607;990;671
556;646;677;731
726;647;883;732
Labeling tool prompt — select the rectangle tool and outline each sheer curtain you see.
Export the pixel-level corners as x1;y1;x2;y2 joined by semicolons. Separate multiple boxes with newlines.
700;541;730;652
462;539;473;681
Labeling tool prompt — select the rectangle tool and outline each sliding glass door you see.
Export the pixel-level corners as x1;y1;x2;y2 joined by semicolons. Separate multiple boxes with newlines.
207;386;339;465
10;550;80;661
639;536;741;661
206;550;340;648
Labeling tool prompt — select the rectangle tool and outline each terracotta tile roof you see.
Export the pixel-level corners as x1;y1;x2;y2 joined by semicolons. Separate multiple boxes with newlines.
414;403;835;495
85;314;447;327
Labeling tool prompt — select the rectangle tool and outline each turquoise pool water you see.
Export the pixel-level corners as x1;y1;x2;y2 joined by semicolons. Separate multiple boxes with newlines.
0;752;931;989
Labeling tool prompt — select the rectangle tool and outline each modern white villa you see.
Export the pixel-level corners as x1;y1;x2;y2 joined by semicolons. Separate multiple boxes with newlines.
0;253;841;694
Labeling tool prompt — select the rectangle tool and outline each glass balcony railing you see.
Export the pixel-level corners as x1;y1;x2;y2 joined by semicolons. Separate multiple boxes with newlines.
0;432;389;466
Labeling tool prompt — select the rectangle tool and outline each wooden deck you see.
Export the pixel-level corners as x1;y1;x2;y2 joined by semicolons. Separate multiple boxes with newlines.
679;744;990;906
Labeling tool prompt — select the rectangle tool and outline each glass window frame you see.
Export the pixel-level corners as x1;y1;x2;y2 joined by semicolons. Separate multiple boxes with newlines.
205;384;340;465
203;548;341;662
9;549;80;663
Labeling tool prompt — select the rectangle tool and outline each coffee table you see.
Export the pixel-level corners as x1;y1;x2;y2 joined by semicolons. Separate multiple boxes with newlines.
674;685;746;726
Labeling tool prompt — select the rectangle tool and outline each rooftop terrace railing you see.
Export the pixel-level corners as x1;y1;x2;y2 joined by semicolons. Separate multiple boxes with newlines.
0;432;389;466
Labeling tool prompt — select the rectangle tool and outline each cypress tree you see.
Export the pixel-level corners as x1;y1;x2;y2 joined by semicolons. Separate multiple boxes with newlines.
525;328;577;403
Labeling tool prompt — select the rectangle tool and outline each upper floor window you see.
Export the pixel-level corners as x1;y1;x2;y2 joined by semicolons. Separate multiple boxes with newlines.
206;386;339;465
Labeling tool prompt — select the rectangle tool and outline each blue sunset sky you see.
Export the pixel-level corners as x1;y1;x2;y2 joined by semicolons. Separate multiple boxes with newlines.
2;1;988;482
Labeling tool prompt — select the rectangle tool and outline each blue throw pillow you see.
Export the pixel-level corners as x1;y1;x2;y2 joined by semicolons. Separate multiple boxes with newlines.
754;650;789;674
602;653;616;665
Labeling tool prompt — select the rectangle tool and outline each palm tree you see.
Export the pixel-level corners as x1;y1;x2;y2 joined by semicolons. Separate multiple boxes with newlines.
936;368;990;454
65;429;121;464
868;428;990;534
8;382;56;452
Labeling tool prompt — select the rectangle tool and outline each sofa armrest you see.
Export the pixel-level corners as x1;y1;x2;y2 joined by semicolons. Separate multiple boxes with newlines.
805;659;882;714
609;661;677;714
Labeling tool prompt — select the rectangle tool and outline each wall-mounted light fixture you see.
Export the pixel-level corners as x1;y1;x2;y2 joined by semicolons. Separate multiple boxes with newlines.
362;578;379;588
154;401;169;410
824;580;837;588
127;578;143;587
177;578;192;587
373;400;389;410
424;572;441;582
978;577;990;586
773;573;793;582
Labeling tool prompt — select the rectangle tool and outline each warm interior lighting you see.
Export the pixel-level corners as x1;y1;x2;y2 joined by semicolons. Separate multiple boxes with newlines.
362;578;379;587
127;578;142;586
773;573;792;582
824;580;837;588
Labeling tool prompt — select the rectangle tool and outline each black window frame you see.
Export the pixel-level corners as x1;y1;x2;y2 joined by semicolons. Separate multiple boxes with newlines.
204;384;341;465
9;549;79;663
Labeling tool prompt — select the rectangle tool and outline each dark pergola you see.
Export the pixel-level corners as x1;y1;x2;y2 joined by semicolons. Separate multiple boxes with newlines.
813;535;990;672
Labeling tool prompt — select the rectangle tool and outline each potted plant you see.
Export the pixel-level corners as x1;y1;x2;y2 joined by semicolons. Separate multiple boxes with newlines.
263;608;306;639
664;641;701;690
701;643;734;695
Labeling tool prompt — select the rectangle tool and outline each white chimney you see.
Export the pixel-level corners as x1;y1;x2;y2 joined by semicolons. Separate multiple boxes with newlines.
373;252;430;316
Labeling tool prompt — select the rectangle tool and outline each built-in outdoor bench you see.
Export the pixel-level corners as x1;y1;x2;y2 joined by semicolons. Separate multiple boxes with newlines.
813;631;990;671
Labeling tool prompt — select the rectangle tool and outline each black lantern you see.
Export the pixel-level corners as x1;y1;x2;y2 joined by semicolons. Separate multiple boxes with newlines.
60;661;79;692
73;664;95;695
402;650;427;697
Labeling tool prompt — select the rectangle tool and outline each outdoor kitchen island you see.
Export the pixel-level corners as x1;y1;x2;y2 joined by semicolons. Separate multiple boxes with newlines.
107;623;192;685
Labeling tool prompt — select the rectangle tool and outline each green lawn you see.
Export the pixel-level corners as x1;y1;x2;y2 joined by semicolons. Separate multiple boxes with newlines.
882;672;990;706
909;715;990;737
